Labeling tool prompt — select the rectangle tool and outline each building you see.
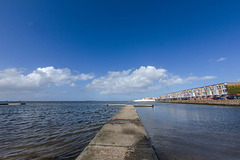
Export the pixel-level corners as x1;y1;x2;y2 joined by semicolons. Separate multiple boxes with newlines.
158;82;240;100
134;97;157;102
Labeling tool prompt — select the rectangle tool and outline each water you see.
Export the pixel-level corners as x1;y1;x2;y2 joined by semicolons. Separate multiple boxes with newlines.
0;101;121;160
1;102;240;160
136;103;240;160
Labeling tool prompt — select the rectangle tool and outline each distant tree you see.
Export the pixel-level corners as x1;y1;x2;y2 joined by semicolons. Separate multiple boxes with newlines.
226;85;240;96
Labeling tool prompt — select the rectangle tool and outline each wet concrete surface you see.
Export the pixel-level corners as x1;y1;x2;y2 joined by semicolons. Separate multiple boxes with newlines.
76;105;158;160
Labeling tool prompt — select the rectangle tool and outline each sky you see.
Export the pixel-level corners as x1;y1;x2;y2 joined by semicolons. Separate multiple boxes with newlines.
0;0;240;101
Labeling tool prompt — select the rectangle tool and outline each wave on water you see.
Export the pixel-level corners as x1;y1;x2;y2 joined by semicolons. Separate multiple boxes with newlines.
0;101;121;160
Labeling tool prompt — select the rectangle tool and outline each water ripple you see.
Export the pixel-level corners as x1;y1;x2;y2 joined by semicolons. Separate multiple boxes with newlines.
0;101;121;160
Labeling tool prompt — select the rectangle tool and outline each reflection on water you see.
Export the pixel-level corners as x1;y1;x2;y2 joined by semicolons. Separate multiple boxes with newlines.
136;103;240;160
0;102;121;160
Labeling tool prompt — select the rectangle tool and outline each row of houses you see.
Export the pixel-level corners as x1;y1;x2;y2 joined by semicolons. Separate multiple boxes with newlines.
158;82;240;100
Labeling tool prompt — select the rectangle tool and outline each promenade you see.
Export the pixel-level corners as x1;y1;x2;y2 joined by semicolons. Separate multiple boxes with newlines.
157;99;240;106
76;105;158;160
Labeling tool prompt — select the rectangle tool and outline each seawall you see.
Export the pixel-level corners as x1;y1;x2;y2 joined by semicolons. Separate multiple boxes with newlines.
76;105;158;160
156;99;240;106
0;102;25;105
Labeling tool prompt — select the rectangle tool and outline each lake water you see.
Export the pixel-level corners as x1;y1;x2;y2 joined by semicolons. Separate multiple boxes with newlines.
0;102;240;160
136;102;240;160
0;102;121;160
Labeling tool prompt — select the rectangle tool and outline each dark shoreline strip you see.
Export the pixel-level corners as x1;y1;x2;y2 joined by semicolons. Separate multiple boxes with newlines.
157;100;240;106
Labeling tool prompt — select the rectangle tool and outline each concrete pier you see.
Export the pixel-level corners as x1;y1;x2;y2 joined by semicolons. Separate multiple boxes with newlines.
133;104;154;107
0;102;25;105
107;104;154;107
76;105;158;160
107;104;126;107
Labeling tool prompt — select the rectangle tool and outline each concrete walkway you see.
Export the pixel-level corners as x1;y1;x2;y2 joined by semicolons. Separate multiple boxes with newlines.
76;105;158;160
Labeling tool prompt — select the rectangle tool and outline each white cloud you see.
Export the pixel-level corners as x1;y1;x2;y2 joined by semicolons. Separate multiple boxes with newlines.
70;83;77;87
160;75;216;86
0;66;94;91
86;66;216;94
217;57;226;62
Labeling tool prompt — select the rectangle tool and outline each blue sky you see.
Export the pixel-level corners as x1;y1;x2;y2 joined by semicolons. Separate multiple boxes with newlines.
0;0;239;100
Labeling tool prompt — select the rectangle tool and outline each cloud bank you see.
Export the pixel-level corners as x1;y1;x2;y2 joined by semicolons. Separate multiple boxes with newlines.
0;66;216;95
87;66;216;94
0;66;94;91
160;75;216;86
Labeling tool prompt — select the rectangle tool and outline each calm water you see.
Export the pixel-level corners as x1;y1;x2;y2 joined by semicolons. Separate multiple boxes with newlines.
1;102;240;160
0;102;121;160
136;103;240;160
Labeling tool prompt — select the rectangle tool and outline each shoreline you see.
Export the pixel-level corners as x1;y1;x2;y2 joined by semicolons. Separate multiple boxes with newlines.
156;99;240;106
